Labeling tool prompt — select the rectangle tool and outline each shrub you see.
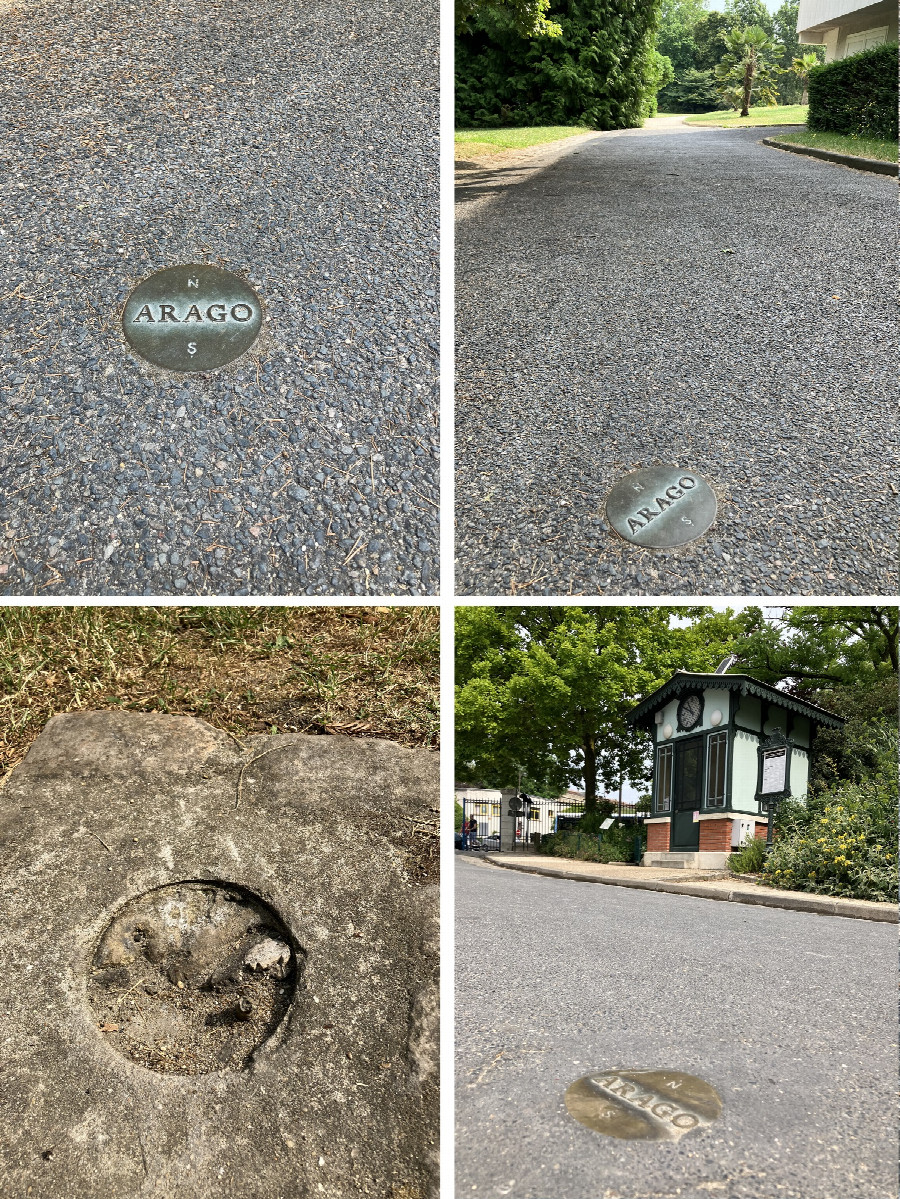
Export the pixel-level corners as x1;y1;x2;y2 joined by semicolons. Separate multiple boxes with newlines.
540;821;644;864
728;836;767;875
807;42;899;140
761;775;897;903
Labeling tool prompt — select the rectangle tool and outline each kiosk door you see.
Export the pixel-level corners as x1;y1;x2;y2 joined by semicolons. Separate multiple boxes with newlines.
671;737;702;851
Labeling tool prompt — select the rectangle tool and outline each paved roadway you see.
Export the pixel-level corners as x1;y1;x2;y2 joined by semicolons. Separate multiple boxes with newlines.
0;0;437;596
455;120;898;596
455;855;897;1199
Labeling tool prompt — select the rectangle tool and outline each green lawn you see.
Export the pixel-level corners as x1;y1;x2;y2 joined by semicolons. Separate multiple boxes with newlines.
455;125;590;158
772;129;898;163
685;104;808;127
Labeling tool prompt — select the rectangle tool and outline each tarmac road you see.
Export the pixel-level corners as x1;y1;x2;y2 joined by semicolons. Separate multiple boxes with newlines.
0;0;437;596
455;855;897;1199
455;119;898;596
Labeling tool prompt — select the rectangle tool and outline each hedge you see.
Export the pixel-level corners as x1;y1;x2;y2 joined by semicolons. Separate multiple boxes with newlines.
807;41;899;140
455;0;664;131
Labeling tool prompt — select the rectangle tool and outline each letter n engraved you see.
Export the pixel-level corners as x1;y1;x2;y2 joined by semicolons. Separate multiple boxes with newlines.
187;276;199;287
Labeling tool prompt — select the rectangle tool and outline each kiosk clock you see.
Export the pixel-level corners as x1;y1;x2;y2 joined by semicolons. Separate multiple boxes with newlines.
677;694;703;731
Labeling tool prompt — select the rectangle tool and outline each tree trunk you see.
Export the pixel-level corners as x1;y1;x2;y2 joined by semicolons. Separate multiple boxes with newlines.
583;733;598;811
801;81;808;105
741;59;753;117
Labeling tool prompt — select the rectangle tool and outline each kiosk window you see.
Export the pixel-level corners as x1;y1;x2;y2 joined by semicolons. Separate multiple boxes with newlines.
656;744;673;813
706;731;727;806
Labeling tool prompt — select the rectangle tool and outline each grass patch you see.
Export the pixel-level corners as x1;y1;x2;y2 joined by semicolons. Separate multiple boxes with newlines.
0;606;440;882
685;104;808;127
0;606;439;781
455;125;590;158
772;129;898;163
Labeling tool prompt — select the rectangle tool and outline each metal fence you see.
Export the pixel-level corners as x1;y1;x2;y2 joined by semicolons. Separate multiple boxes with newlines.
457;793;643;854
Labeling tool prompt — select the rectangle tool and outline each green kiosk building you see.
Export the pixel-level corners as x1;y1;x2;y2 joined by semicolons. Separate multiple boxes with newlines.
627;666;843;869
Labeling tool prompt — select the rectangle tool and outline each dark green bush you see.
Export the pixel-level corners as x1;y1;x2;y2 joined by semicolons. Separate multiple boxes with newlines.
539;821;644;863
807;42;899;140
455;0;664;130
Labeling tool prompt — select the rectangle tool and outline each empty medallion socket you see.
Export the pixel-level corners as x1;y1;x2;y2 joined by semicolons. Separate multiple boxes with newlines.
87;881;299;1075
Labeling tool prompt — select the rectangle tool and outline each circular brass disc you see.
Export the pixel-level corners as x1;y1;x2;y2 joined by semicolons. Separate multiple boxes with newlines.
606;467;717;548
122;264;263;372
564;1069;722;1141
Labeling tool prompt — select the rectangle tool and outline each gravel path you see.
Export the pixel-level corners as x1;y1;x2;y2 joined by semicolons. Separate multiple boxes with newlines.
0;0;437;596
455;121;897;596
456;855;898;1199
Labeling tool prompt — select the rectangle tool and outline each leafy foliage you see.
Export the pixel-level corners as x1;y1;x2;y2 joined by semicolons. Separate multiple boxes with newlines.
455;0;666;130
457;0;562;39
727;835;767;874
807;42;899;140
762;771;898;903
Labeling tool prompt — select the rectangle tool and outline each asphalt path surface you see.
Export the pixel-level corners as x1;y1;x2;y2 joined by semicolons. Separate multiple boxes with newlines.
0;0;437;596
455;855;897;1199
455;120;898;596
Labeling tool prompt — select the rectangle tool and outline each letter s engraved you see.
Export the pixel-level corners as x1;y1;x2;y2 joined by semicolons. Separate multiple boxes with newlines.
187;342;197;356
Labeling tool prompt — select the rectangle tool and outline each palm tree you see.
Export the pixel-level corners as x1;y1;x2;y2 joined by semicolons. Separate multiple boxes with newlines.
715;25;784;117
792;51;821;105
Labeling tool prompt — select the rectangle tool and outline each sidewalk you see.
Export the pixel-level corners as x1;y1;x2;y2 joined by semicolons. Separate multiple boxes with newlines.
481;852;896;922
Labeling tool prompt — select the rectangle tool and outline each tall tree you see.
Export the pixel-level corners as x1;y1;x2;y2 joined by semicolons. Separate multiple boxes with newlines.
455;605;743;808
735;605;899;694
692;11;731;70
723;0;773;36
715;24;783;114
655;0;712;73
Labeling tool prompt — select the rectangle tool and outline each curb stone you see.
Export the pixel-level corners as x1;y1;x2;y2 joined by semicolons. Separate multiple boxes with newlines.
762;136;898;177
480;854;897;923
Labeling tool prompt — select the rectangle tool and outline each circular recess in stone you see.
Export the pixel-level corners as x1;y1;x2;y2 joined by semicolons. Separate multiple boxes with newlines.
87;881;299;1075
606;467;717;548
565;1069;722;1141
121;264;263;372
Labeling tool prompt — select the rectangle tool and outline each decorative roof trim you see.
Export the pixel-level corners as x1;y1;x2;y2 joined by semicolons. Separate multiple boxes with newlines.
626;672;844;729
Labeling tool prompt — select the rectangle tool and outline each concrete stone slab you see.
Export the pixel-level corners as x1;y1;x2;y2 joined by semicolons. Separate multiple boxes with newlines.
0;712;438;1198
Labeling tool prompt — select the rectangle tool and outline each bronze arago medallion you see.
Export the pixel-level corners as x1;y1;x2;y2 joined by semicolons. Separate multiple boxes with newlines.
122;264;263;372
606;467;717;548
565;1069;723;1141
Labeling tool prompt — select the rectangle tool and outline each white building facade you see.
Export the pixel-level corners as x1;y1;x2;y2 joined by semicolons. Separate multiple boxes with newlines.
797;0;897;61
